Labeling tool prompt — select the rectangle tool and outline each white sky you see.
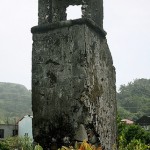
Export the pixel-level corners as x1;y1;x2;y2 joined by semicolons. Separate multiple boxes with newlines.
0;0;150;90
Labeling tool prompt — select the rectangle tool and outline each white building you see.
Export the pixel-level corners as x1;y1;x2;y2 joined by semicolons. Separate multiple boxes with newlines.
18;115;33;139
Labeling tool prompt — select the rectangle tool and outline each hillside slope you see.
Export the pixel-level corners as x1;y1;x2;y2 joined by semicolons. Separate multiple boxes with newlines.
0;82;32;124
117;78;150;120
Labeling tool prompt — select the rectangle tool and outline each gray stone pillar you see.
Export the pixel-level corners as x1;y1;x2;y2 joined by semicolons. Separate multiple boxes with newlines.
32;1;117;150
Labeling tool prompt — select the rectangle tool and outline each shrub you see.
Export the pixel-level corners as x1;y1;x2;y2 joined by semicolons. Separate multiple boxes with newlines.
118;118;150;149
0;136;33;150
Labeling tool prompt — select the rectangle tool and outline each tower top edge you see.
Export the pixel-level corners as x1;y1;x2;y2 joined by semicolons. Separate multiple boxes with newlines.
31;18;106;37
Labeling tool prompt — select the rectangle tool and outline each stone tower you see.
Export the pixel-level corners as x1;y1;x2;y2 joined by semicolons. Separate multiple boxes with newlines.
31;0;117;149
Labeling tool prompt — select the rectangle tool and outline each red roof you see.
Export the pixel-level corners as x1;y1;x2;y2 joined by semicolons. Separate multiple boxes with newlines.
121;119;134;124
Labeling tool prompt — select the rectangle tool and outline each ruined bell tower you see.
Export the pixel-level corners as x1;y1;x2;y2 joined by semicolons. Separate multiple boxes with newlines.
31;0;117;149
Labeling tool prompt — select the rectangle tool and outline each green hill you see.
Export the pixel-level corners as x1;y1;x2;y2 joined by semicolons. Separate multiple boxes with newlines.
1;79;149;123
117;78;150;121
0;82;32;124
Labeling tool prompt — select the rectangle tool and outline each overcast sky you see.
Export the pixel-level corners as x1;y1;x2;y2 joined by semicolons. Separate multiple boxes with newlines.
0;0;150;90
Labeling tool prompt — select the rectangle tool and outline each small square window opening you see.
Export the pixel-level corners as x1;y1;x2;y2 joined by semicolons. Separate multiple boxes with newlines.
66;5;82;20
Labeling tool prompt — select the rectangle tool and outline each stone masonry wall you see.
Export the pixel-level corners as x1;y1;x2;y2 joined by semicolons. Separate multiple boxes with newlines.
32;20;116;150
38;0;103;28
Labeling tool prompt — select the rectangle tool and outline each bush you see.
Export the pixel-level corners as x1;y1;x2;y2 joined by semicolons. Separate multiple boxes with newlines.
118;118;150;149
0;142;9;150
126;139;149;150
0;136;33;150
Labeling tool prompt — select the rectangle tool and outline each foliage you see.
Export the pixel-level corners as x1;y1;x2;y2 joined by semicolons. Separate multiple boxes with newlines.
34;144;43;150
0;82;32;123
126;139;149;150
0;142;9;150
117;119;150;149
0;140;102;150
118;138;150;150
0;136;33;150
117;78;150;120
58;140;102;150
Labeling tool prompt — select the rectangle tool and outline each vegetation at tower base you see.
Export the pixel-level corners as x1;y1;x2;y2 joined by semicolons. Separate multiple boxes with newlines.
0;121;149;150
117;78;150;120
0;82;32;123
117;117;150;150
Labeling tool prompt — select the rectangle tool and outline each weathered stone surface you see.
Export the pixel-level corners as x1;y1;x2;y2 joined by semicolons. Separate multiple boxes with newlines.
32;0;116;149
38;0;103;28
32;20;116;149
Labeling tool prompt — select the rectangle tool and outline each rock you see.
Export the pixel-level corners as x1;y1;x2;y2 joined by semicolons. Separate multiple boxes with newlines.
74;124;88;142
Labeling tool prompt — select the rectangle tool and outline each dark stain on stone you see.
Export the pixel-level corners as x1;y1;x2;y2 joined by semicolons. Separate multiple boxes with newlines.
64;35;69;43
39;93;45;97
90;42;96;51
34;80;39;86
32;79;39;86
54;39;61;46
73;41;79;51
47;71;57;84
71;105;79;113
45;59;60;65
79;54;87;66
47;115;75;149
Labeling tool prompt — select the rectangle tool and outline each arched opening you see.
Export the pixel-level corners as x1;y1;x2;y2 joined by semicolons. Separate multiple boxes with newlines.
66;5;82;20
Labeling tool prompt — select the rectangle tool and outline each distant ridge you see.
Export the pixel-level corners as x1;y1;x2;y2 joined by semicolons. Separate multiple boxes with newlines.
117;78;150;120
0;82;32;124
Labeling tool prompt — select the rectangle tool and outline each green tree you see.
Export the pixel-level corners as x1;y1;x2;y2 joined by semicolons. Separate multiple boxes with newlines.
117;78;150;120
118;120;150;149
